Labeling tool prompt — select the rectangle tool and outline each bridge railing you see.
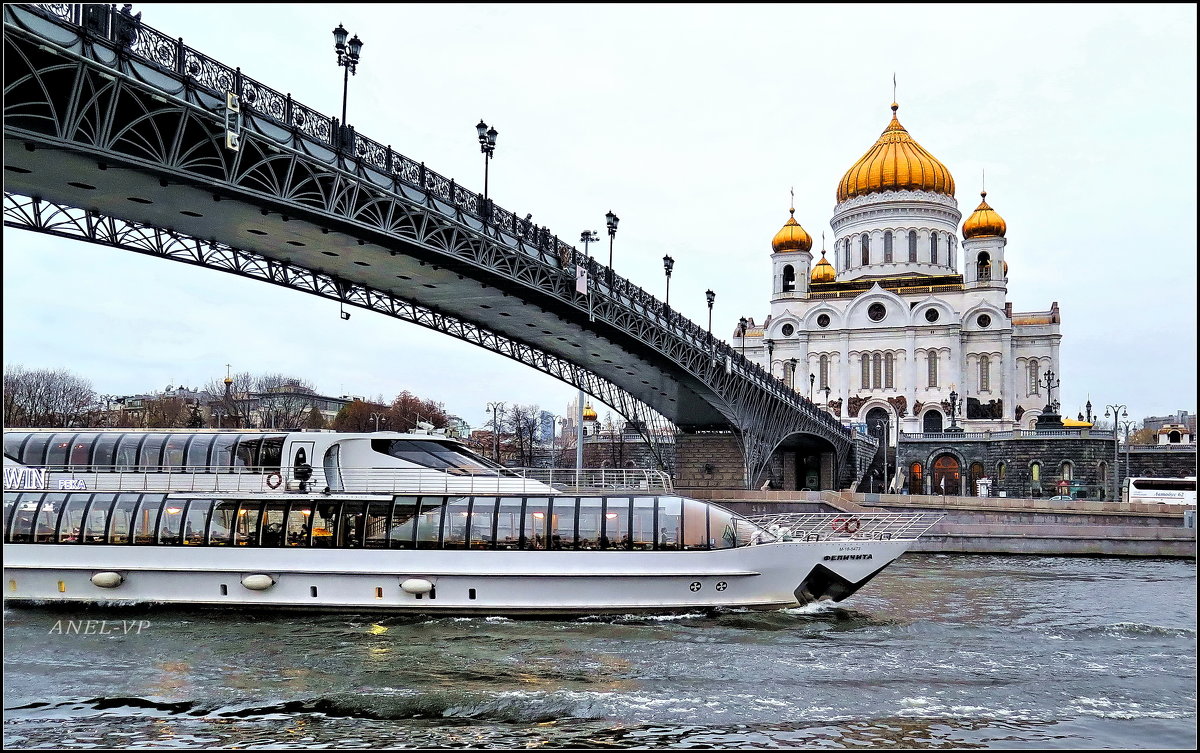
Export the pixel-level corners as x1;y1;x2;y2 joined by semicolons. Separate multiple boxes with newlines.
16;3;855;444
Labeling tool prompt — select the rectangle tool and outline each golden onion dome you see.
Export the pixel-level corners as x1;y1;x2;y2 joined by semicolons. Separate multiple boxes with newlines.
771;208;813;253
582;402;597;422
837;103;955;203
810;250;835;283
962;190;1007;238
223;376;233;385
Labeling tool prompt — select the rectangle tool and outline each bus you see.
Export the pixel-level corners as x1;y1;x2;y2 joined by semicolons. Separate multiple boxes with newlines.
1121;477;1197;505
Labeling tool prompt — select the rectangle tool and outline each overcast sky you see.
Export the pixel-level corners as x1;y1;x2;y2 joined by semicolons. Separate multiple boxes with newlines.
4;3;1196;430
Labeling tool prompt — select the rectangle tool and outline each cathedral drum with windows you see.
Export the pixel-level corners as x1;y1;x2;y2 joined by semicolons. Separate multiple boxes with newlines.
751;101;1061;437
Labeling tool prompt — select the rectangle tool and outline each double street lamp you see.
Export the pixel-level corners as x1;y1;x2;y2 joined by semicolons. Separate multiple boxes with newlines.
476;119;499;208
1104;403;1128;501
946;389;964;433
331;24;363;141
369;411;387;432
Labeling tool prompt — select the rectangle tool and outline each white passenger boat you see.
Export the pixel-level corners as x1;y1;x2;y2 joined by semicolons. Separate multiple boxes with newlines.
3;429;939;615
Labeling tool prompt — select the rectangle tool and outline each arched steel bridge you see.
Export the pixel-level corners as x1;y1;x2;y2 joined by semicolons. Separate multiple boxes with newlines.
2;3;876;486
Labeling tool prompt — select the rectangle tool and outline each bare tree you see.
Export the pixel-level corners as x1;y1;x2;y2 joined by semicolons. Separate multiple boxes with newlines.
504;404;541;466
143;396;192;428
3;365;97;427
201;371;255;428
253;373;317;429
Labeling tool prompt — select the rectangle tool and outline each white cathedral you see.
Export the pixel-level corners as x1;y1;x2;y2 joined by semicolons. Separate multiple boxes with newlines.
739;102;1062;436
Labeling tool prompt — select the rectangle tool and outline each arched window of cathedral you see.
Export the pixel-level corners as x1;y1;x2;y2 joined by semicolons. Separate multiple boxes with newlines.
1029;360;1040;395
909;462;924;493
884;352;894;388
977;251;991;281
997;461;1007;480
979;355;990;392
1060;460;1072;482
1031;461;1041;482
927;351;939;388
861;354;871;389
908;230;918;262
845;238;851;269
872;352;882;389
923;410;943;433
930;232;939;265
861;234;870;266
819;355;829;390
883;231;893;263
782;264;795;293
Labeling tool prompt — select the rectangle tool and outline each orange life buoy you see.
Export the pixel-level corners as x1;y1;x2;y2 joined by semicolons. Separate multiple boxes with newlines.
266;472;283;489
831;517;846;532
844;518;861;534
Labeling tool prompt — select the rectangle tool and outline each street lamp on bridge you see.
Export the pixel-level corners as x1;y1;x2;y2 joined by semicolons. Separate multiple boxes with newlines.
1104;402;1128;501
662;254;674;307
738;316;748;359
787;359;798;390
764;338;774;377
475;119;498;210
331;24;363;140
705;289;715;340
605;210;619;283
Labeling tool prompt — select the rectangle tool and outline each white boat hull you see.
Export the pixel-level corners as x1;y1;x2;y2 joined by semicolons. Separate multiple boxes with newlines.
3;539;914;615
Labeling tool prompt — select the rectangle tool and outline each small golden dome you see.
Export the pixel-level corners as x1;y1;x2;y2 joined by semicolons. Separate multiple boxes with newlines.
223;376;233;385
582;402;597;422
837;103;955;203
810;250;835;283
962;191;1007;238
771;208;813;253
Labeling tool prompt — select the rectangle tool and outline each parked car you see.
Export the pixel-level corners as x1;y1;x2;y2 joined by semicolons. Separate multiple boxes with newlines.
1048;495;1074;501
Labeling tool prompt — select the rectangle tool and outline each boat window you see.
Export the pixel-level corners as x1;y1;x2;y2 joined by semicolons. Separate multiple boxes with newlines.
523;497;551;550
286;503;313;546
708;505;739;549
91;433;122;468
469;497;498;549
208;500;236;545
632;497;657;550
106;493;141;544
494;497;524;549
682;498;710;550
138;433;168;470
157;499;187;544
414;497;447;549
186;434;215;470
658;496;682;551
210;435;238;469
163;435;189;468
56;494;91;542
113;434;142;471
8;492;43;542
233;437;262;471
387;497;419;549
237;500;265;546
363;501;389;549
19;434;51;466
601;497;632;550
337;501;366;548
443;497;471;549
371;439;513;476
2;493;18;540
260;436;285;470
577;497;604;550
131;494;166;544
33;493;62;543
182;500;213;545
551;496;577;550
69;434;95;469
4;433;27;461
420;441;506;472
45;433;76;470
311;501;341;547
82;493;117;543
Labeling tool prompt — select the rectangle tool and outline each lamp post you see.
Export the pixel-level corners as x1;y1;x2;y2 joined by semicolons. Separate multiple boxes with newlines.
705;289;715;340
486;401;506;463
1119;418;1137;499
824;385;831;411
787;359;798;390
662;255;675;307
1104;403;1128;501
605;210;619;284
809;372;815;401
872;416;891;494
1040;368;1062;415
738;316;748;359
764;338;774;376
475;119;498;210
369;412;386;432
331;24;363;141
946;389;964;432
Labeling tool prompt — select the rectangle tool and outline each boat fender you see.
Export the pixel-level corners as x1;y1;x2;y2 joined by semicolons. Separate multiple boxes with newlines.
241;574;276;590
400;578;433;595
90;571;124;588
265;473;283;489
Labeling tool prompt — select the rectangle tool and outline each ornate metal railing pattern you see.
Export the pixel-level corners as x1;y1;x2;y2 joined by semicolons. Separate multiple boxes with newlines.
3;3;869;485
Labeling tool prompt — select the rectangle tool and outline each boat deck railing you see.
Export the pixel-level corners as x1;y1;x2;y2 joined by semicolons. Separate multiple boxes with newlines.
745;512;944;542
11;466;674;495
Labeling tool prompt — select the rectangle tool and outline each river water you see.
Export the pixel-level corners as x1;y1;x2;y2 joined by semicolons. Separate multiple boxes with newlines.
3;554;1195;749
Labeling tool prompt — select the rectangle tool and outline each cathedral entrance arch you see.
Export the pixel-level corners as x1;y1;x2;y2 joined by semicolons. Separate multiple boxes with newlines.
931;453;961;495
923;410;944;433
968;462;985;495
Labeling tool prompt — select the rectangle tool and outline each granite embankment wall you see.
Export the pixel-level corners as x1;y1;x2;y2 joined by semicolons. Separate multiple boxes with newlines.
679;488;1197;558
